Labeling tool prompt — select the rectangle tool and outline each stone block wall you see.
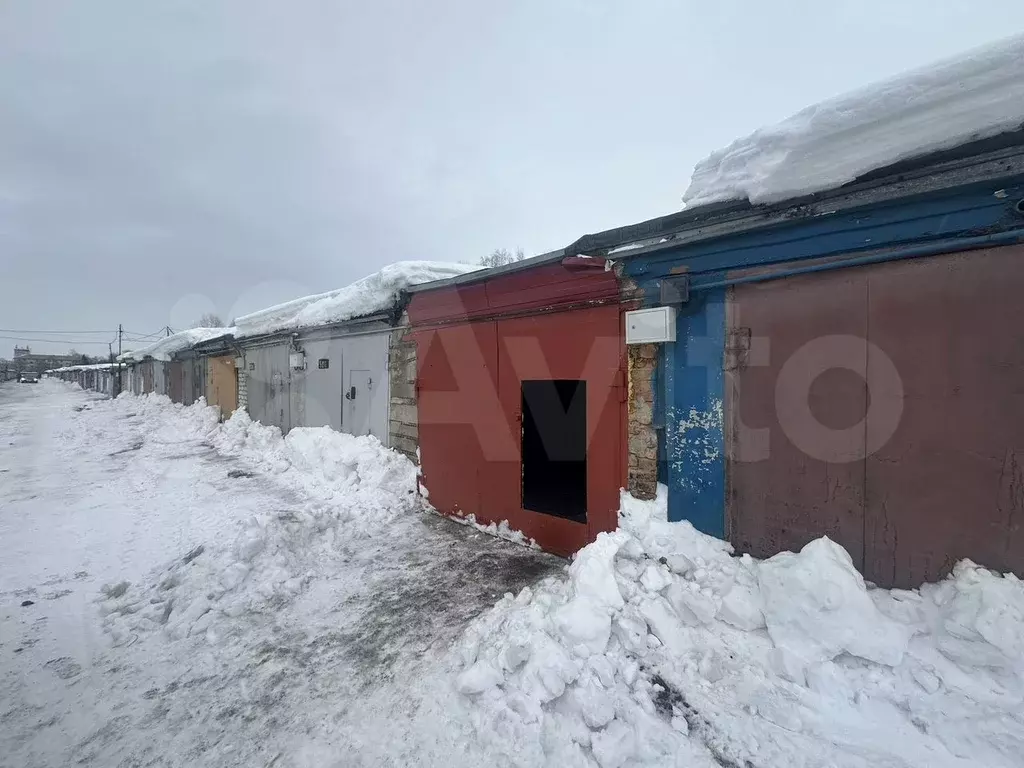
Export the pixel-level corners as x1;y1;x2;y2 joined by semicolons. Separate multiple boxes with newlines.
618;272;658;500
388;316;419;463
627;343;658;500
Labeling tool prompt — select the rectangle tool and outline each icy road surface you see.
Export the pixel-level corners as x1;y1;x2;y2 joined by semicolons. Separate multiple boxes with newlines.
0;381;560;767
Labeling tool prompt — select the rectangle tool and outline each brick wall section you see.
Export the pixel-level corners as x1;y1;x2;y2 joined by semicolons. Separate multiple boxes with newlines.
388;315;419;462
627;343;658;500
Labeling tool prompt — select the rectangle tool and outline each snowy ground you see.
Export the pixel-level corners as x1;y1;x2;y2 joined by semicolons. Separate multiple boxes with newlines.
2;381;1023;768
0;381;560;767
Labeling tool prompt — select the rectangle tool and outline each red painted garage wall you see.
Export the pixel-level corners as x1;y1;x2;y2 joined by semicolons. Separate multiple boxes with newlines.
409;261;627;555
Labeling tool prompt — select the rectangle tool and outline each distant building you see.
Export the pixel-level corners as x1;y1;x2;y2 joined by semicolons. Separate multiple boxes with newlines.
9;347;76;373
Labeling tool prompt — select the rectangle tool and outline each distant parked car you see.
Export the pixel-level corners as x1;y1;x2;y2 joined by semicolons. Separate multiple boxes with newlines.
19;372;39;383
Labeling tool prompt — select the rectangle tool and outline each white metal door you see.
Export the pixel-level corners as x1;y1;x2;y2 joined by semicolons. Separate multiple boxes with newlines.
346;369;372;437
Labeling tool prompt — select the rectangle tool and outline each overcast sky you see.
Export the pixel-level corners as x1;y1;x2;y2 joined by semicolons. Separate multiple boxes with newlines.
2;1;1023;355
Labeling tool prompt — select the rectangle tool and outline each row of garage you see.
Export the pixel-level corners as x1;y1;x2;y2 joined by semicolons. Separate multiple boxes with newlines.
51;135;1024;589
54;317;398;450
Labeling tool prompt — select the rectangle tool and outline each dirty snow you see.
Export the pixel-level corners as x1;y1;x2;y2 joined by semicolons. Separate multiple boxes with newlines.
450;513;541;550
119;326;234;362
4;380;1024;767
683;33;1024;207
234;261;480;338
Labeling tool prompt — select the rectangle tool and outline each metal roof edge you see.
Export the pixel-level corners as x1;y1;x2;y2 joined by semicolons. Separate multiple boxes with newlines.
233;311;393;346
566;133;1024;259
190;332;237;351
294;315;392;339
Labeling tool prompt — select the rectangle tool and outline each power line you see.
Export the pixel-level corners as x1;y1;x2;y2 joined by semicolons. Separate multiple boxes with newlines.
0;328;114;334
1;325;176;348
0;334;112;345
122;328;165;339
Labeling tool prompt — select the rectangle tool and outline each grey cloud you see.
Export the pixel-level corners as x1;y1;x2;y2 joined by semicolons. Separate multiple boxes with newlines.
2;0;1023;353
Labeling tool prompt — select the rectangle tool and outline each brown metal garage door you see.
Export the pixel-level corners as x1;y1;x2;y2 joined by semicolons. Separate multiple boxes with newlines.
205;355;238;417
728;245;1024;588
168;361;185;404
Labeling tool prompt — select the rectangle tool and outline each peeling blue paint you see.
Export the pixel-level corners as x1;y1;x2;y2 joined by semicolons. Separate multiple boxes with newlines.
661;292;725;535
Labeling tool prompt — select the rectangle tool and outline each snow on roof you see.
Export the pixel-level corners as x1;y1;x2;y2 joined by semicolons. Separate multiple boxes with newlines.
119;326;234;363
234;261;480;339
49;362;119;372
683;34;1024;208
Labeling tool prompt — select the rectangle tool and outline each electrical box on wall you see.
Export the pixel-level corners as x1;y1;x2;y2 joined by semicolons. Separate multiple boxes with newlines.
625;307;676;344
289;352;306;370
234;357;244;369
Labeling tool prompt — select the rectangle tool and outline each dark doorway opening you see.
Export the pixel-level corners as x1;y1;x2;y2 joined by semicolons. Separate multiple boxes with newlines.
521;380;587;522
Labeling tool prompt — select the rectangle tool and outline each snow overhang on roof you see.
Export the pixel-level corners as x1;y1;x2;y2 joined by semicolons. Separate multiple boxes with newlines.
681;33;1024;209
562;132;1024;262
233;261;481;339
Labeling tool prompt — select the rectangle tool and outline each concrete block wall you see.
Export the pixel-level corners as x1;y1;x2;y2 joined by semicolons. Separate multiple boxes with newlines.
388;315;419;462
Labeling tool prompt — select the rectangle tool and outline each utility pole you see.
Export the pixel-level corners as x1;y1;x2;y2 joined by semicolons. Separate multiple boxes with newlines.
118;324;123;356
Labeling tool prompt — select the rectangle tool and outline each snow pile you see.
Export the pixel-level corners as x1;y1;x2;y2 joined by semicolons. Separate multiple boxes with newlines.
234;261;479;338
450;512;541;550
450;487;1024;767
683;33;1024;207
119;326;234;362
98;397;419;646
213;408;418;505
758;538;912;676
